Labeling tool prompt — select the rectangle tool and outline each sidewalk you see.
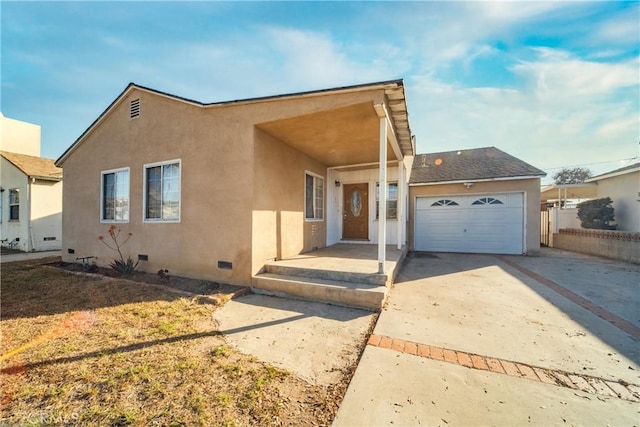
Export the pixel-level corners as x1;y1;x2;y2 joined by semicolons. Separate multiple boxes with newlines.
0;250;61;264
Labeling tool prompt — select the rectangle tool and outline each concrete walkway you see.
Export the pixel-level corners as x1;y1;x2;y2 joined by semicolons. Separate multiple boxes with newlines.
214;293;375;386
0;250;61;264
334;249;639;426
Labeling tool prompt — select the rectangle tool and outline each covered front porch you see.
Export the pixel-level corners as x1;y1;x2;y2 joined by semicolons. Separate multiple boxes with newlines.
252;243;408;310
251;80;414;309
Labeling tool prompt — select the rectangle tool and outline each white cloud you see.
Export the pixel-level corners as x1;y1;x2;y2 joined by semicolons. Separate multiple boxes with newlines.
261;26;401;89
592;5;640;46
512;49;639;100
409;51;639;177
403;1;577;70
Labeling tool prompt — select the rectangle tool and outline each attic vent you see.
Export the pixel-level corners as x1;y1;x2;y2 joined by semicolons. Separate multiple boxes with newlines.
130;99;140;119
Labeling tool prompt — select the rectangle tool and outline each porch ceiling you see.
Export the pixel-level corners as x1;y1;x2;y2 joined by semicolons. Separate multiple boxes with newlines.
256;102;398;167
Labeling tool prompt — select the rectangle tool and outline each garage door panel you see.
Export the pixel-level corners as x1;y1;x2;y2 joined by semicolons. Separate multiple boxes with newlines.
414;193;524;254
416;209;461;224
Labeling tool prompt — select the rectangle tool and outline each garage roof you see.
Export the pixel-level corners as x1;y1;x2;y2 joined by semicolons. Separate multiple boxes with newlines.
410;146;546;185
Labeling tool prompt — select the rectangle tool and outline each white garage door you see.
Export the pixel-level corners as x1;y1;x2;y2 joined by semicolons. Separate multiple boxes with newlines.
415;193;524;254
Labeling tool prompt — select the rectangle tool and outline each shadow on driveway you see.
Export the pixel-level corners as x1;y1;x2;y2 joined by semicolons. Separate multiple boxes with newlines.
395;249;639;369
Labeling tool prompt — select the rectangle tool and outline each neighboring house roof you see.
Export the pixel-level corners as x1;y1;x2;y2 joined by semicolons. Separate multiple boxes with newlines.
56;79;414;166
540;183;597;202
1;151;63;181
410;146;546;185
585;162;640;182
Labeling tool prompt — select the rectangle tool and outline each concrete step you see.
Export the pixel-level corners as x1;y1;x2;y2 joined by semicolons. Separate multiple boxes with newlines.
264;263;388;286
252;272;387;310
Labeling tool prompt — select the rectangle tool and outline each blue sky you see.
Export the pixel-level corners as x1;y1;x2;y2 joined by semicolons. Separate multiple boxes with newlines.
2;1;639;184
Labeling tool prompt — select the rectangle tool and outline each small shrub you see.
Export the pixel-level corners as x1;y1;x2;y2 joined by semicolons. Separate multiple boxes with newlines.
577;197;617;230
98;225;139;276
110;257;139;275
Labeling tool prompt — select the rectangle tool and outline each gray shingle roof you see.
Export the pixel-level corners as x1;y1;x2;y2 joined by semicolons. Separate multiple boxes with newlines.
410;146;546;184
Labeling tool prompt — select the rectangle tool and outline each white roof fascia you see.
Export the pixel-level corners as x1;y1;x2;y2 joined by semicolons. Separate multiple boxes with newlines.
409;175;544;187
585;166;640;183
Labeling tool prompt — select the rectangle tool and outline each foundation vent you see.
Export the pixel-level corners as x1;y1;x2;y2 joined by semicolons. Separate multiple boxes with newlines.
43;237;56;241
130;99;140;119
218;261;233;270
68;248;75;254
138;254;148;261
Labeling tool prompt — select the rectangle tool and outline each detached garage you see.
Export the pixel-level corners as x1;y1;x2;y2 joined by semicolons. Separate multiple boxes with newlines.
409;147;546;255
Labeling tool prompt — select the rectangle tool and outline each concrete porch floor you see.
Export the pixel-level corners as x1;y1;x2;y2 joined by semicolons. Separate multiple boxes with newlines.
252;244;408;310
269;243;407;282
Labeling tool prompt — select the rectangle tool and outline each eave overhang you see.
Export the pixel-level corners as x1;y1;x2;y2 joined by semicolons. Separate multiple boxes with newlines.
56;79;414;167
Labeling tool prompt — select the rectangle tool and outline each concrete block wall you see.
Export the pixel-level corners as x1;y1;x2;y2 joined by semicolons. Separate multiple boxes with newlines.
553;228;640;264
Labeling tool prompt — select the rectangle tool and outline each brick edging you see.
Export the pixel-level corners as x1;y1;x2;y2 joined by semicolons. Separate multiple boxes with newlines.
367;334;640;402
496;257;640;340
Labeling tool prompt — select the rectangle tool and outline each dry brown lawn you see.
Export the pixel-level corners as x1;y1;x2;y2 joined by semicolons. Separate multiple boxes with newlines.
1;259;347;426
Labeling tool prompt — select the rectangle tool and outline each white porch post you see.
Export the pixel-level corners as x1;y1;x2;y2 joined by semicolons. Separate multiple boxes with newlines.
378;116;387;274
397;160;404;250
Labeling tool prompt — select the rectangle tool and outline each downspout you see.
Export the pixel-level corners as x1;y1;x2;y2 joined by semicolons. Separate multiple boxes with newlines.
28;177;34;251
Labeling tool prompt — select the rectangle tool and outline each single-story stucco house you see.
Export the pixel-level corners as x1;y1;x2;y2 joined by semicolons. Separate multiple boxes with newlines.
56;81;546;308
585;162;640;232
408;147;546;255
55;80;416;308
1;115;63;252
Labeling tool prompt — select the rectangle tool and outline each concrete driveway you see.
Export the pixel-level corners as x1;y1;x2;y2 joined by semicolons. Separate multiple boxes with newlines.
334;249;640;426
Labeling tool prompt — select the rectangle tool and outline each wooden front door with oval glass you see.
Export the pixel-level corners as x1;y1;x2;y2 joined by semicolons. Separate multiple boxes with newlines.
342;183;369;240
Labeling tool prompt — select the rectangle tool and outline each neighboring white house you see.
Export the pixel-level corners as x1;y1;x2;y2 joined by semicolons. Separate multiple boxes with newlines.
585;162;640;232
0;114;63;251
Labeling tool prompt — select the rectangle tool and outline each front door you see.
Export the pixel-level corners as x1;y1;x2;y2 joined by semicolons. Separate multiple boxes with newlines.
342;183;369;240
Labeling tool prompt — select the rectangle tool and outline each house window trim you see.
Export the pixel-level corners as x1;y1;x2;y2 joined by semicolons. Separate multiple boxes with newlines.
8;188;20;221
375;182;398;221
100;167;130;224
304;171;324;222
143;159;182;223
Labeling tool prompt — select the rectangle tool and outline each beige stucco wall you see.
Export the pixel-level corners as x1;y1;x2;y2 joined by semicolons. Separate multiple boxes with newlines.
408;178;541;254
554;229;640;264
594;171;640;232
30;180;63;250
60;85;392;284
61;91;255;284
0;158;29;251
0;115;41;156
251;128;327;275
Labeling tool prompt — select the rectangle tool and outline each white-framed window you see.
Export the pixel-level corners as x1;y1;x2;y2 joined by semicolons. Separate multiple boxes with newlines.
9;189;19;221
144;159;181;222
101;168;130;222
376;182;398;220
304;172;324;221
